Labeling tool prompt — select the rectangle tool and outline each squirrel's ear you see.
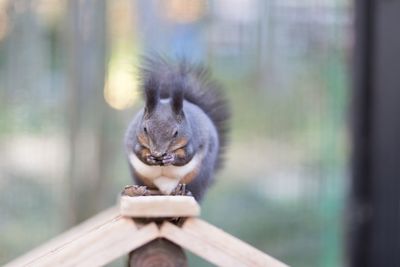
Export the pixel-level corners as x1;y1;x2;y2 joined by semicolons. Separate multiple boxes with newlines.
144;76;159;114
171;81;184;116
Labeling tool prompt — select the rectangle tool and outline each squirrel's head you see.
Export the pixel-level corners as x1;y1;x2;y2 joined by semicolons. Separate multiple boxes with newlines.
137;76;191;158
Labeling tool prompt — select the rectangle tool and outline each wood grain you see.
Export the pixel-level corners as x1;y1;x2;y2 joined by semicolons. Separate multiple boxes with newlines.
120;195;200;218
5;207;159;267
160;218;289;267
129;238;188;267
4;206;120;267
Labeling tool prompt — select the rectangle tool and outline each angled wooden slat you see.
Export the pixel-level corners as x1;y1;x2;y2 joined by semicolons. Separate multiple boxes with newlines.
161;221;241;267
160;219;288;267
5;206;120;267
4;207;160;267
27;220;158;267
120;195;200;218
183;218;288;267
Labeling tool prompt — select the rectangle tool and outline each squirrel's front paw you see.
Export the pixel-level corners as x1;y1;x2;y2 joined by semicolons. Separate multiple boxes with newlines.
161;154;175;166
145;154;174;166
145;155;159;165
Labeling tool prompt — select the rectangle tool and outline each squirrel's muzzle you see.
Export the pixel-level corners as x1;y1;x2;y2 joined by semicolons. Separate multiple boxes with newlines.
149;141;170;159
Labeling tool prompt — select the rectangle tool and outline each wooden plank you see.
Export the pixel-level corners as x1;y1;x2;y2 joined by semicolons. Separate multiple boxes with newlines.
5;206;120;267
160;221;241;267
26;220;158;267
5;207;160;267
160;219;288;267
120;195;200;218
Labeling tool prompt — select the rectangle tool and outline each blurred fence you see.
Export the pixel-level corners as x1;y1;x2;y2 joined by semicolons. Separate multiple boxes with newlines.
0;0;351;266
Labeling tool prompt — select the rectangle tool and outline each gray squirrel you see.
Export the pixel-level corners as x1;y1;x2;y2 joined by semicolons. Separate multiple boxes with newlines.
124;56;230;201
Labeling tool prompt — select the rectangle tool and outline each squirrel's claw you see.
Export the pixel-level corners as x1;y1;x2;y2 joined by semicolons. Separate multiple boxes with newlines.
171;183;192;197
123;185;150;196
161;154;175;166
146;155;159;165
145;154;174;166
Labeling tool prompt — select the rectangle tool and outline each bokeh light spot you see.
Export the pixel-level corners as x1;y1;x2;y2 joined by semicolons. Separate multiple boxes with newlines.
104;61;138;110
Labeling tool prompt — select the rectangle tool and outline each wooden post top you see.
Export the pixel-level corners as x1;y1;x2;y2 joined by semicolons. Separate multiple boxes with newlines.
119;185;200;218
120;195;200;218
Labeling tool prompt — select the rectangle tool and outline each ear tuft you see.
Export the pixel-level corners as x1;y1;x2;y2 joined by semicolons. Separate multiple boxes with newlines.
171;77;184;115
144;76;159;114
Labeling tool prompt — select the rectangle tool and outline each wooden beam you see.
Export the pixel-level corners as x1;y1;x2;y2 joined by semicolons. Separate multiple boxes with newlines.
5;206;120;267
52;221;158;267
27;220;158;267
160;218;288;267
5;207;159;267
120;195;200;218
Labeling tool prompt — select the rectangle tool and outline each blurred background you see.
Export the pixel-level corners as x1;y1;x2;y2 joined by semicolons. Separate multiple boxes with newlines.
0;0;352;266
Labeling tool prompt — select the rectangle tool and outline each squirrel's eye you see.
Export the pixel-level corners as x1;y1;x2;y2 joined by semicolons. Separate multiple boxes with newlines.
144;127;148;134
173;130;178;137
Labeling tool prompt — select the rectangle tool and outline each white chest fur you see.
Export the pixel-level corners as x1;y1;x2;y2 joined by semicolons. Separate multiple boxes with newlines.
129;152;201;194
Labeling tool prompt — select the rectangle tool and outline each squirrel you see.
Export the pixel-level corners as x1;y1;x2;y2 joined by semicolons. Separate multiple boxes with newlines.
124;56;230;201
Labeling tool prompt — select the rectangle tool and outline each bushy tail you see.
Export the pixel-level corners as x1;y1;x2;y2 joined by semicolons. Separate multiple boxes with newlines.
140;55;230;169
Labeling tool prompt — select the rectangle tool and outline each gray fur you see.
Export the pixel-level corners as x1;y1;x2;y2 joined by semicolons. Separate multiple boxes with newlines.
124;56;229;201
